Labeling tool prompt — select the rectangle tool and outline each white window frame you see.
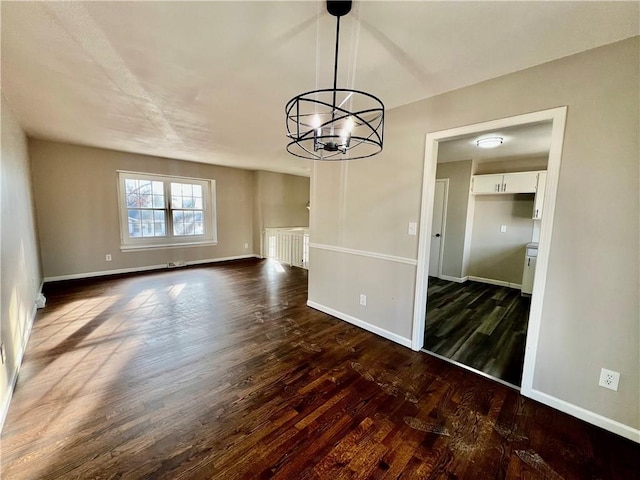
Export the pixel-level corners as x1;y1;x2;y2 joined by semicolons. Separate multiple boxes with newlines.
117;171;218;252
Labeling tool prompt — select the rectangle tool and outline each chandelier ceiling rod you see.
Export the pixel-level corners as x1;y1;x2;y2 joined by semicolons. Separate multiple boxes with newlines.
331;14;340;121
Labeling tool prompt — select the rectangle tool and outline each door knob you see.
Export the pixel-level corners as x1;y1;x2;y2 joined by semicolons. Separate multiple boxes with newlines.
435;233;441;237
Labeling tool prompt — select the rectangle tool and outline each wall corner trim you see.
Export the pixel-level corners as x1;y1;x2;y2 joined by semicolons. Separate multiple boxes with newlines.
307;300;412;349
522;387;640;443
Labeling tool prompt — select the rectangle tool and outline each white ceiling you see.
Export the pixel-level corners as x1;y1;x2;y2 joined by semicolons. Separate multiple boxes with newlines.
2;1;638;176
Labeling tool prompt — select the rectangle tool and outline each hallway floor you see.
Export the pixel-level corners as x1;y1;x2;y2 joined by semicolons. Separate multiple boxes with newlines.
424;278;530;387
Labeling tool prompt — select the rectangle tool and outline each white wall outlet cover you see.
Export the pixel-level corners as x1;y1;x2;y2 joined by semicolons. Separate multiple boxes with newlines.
408;222;417;236
500;225;507;233
105;254;112;261
359;294;367;306
598;368;620;391
36;293;46;309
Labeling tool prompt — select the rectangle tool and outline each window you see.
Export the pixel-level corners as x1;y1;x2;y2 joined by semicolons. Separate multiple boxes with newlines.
117;171;217;250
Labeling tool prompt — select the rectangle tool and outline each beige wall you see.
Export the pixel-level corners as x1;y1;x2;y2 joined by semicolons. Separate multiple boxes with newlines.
468;194;534;284
435;160;472;279
253;170;309;252
467;157;547;283
0;95;42;425
309;249;416;341
436;158;546;281
475;156;548;175
310;37;639;430
29;140;255;279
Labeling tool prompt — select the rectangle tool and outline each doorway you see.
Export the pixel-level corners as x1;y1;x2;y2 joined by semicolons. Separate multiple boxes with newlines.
411;108;567;395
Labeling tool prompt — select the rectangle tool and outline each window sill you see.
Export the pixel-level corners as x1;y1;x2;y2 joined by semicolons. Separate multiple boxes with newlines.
121;241;218;252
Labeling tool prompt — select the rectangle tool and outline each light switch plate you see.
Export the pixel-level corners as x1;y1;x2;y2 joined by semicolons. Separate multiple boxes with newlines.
408;222;417;236
500;225;507;233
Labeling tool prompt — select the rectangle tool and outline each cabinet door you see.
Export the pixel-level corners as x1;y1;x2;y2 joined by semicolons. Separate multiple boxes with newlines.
521;255;537;294
502;172;538;193
533;172;547;219
471;174;502;194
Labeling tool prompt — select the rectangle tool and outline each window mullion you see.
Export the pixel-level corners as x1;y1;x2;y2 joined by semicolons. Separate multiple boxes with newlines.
165;180;173;239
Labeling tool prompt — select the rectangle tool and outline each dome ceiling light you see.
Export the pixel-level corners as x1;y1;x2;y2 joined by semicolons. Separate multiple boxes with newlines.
476;137;504;149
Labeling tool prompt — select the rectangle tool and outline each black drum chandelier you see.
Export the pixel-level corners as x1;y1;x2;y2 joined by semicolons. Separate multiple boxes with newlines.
285;0;385;160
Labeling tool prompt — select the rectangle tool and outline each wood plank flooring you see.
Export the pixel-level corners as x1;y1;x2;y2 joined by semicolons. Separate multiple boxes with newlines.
424;278;530;387
2;259;638;479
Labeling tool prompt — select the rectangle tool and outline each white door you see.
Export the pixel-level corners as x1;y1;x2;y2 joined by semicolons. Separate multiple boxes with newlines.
429;179;447;277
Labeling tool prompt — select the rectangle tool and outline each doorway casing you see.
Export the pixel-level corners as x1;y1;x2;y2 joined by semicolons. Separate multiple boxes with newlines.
411;107;568;399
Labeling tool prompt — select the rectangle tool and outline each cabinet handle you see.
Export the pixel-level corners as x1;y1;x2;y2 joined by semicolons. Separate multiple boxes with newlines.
495;183;500;192
535;209;539;218
502;183;507;192
527;258;531;267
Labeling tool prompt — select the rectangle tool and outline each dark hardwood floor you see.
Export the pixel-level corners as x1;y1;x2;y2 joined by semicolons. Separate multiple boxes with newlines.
424;278;530;387
2;259;638;479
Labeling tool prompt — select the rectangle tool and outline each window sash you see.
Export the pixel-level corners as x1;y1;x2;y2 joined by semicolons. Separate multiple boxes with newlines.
117;171;217;250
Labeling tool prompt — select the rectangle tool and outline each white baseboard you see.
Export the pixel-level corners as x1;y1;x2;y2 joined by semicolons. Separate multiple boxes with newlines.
185;255;259;266
306;300;412;349
468;275;522;290
44;263;170;282
523;387;640;443
438;274;468;283
43;255;260;282
1;284;41;433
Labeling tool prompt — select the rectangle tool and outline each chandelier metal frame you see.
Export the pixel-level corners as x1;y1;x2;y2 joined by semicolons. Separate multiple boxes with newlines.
285;1;385;160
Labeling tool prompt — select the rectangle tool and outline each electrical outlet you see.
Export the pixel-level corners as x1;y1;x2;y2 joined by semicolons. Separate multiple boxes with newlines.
408;222;417;236
105;254;112;261
500;225;507;233
359;294;367;306
598;368;620;391
244;243;249;249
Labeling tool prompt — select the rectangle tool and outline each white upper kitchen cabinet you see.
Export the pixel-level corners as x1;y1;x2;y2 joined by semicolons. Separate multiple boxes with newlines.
471;171;541;194
502;171;538;193
471;174;503;193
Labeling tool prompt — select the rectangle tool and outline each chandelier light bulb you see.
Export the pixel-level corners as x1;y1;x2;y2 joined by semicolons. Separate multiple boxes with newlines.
344;116;354;133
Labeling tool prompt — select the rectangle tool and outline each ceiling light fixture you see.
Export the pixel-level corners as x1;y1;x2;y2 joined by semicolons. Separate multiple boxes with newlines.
476;137;504;149
285;0;385;160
